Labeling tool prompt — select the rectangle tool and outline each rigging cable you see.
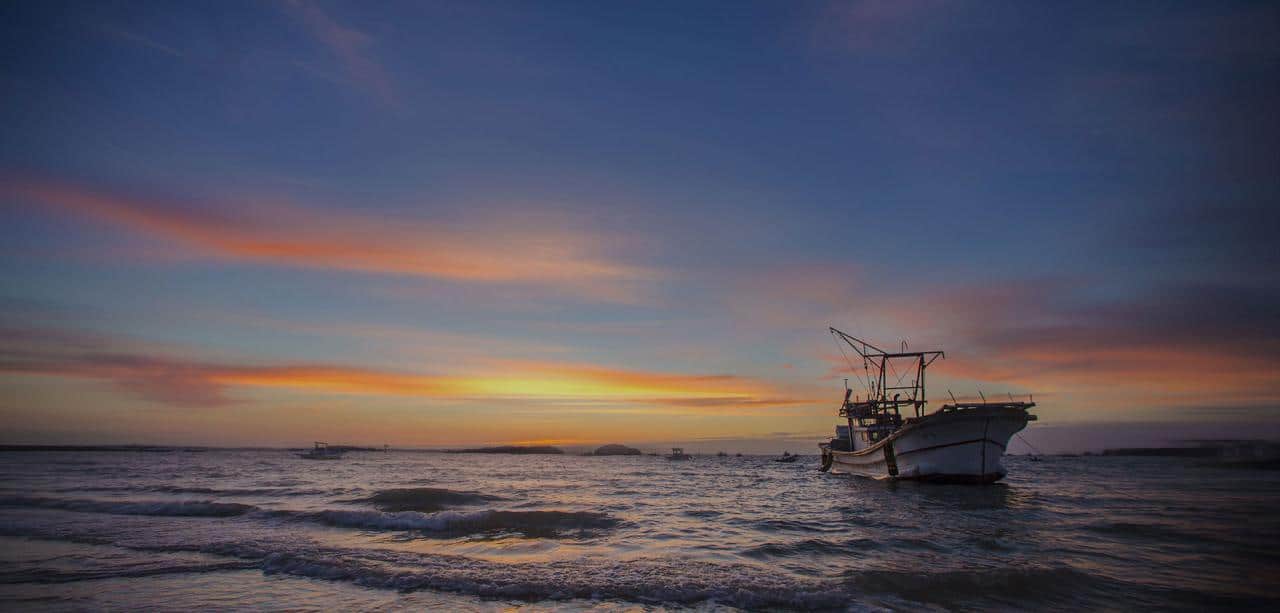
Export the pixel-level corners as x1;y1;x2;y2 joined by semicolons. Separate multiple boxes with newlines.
831;332;869;398
1015;432;1044;456
831;329;876;398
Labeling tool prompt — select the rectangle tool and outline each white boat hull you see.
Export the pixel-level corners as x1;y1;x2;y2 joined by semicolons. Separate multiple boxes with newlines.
823;407;1031;483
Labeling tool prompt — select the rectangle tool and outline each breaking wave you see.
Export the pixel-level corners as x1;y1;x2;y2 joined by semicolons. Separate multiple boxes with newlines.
356;487;500;512
255;549;845;608
0;513;1255;610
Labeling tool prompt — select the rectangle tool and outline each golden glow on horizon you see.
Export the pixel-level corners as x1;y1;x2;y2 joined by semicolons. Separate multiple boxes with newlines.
199;361;815;410
0;340;818;412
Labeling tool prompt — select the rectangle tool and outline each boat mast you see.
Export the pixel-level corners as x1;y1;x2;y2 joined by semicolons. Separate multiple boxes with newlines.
829;327;944;418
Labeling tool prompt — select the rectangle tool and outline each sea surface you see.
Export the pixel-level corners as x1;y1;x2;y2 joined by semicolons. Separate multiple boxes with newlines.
1;450;1277;611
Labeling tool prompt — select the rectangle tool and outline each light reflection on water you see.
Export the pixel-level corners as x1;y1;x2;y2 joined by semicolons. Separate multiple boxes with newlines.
1;450;1278;610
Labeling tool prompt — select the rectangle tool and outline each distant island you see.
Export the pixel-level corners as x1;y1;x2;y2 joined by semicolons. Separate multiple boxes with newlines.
593;444;641;456
447;445;564;455
1101;440;1279;468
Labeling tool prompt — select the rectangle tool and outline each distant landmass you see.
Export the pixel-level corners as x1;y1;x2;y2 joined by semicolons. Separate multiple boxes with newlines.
1103;440;1280;468
1103;447;1219;457
447;445;564;455
593;444;641;456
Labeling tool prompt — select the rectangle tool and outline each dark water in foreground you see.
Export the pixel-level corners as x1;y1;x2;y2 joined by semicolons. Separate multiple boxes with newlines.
1;451;1277;611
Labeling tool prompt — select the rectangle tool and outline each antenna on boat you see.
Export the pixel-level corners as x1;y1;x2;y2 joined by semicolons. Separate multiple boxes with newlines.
978;390;986;403
949;390;958;404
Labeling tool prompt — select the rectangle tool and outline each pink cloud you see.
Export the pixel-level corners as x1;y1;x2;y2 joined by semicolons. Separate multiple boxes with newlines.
284;0;399;107
3;176;658;303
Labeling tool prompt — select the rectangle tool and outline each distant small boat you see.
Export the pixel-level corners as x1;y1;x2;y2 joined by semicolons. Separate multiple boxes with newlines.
666;447;692;461
717;451;728;457
774;451;798;463
297;442;344;460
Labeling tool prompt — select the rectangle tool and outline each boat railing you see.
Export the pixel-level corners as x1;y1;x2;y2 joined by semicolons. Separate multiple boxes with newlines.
939;401;1036;413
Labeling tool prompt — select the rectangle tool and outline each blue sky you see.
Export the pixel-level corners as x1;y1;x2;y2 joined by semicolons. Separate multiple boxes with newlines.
2;1;1277;450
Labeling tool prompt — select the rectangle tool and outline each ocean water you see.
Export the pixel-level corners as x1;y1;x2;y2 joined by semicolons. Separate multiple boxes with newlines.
1;450;1277;611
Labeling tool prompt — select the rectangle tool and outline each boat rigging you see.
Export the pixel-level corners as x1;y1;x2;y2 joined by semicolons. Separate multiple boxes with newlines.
821;327;1037;483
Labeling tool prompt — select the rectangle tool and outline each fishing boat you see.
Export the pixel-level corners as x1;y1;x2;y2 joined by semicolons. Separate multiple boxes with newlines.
819;328;1036;483
774;451;798;463
297;441;345;460
666;447;692;461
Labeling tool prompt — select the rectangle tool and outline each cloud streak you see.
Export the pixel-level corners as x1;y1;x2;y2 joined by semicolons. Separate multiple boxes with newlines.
3;177;657;302
0;326;815;412
820;278;1280;410
283;0;399;106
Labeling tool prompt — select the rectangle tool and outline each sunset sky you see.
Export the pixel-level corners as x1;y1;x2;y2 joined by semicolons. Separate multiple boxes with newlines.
2;1;1277;451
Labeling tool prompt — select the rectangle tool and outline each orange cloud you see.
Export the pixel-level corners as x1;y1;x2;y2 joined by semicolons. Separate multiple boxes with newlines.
3;178;657;302
819;279;1280;412
0;327;815;412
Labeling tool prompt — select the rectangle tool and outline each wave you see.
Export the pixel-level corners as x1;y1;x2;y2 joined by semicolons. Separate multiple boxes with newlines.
0;494;613;538
152;485;326;497
0;496;256;517
251;547;848;608
0;525;1235;611
842;566;1109;605
265;555;839;607
1083;520;1209;543
356;487;500;512
1;526;843;609
0;559;258;584
748;518;848;534
278;508;619;537
57;485;328;497
742;537;884;559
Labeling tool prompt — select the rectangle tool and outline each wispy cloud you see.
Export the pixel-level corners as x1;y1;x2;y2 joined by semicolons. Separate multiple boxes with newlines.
0;326;817;412
97;24;185;58
3;177;657;302
283;0;398;106
818;278;1280;410
810;0;951;53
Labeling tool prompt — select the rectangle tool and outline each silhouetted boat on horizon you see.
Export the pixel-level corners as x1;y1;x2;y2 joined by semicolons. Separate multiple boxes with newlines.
297;442;345;460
